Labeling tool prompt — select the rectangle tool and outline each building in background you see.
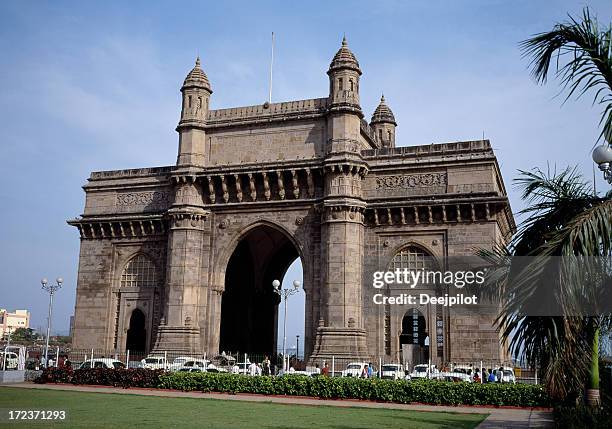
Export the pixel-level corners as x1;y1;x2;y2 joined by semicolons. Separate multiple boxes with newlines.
0;309;30;338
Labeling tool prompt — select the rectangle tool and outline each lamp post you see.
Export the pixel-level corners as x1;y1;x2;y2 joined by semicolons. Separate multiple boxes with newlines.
592;143;612;184
41;277;62;368
272;279;301;372
296;335;300;360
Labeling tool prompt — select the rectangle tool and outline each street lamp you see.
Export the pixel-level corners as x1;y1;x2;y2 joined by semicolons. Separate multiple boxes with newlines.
296;335;300;360
592;143;612;184
41;277;62;368
272;278;301;372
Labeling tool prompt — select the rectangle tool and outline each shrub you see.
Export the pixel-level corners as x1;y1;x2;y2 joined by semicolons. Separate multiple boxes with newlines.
35;369;550;407
35;367;163;388
157;373;550;407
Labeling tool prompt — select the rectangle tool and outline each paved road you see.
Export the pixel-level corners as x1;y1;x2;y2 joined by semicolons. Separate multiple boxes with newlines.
4;383;554;428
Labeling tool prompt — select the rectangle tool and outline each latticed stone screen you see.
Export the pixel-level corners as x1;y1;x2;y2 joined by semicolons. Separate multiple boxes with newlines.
121;254;157;288
385;245;439;355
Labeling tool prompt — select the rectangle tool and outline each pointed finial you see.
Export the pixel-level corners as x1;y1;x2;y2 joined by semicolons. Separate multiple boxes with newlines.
381;93;385;103
342;34;347;46
195;56;201;68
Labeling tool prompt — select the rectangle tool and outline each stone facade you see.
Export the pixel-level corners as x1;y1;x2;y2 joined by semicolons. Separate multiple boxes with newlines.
69;38;515;366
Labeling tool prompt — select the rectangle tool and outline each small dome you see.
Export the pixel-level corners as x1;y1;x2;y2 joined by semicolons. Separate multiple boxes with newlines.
328;36;361;75
182;57;212;92
371;95;396;125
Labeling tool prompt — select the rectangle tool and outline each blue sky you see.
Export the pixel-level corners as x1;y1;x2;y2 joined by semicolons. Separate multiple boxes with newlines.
1;1;611;345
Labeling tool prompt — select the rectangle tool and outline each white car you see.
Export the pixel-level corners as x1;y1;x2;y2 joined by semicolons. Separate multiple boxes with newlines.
79;359;126;369
341;362;370;377
380;363;407;380
493;367;516;383
174;359;208;372
0;351;18;369
168;357;209;371
410;364;439;379
433;371;473;382
141;356;167;370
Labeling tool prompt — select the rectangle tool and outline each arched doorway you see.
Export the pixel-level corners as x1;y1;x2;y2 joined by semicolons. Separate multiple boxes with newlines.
126;309;146;352
219;225;302;355
400;308;428;366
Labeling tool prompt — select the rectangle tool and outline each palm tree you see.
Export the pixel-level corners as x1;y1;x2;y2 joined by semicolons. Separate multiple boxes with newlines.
520;7;612;142
479;168;612;404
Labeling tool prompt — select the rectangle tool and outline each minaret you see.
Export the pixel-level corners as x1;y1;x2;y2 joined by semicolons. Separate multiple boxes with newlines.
311;37;369;363
327;36;362;112
153;58;212;354
176;57;212;166
370;95;397;148
325;37;363;153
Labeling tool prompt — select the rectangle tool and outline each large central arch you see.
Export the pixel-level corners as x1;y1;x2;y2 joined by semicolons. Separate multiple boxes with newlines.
219;224;302;355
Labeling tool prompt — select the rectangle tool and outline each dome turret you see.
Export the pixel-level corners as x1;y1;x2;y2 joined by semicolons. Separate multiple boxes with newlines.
182;57;212;93
328;36;361;75
371;95;396;125
370;95;397;148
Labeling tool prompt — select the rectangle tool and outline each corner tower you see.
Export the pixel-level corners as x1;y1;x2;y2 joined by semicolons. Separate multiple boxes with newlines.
370;95;397;148
176;57;212;167
327;36;362;112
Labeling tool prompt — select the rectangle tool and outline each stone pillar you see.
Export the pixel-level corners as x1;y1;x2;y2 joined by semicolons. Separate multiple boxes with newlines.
310;163;369;361
153;176;210;354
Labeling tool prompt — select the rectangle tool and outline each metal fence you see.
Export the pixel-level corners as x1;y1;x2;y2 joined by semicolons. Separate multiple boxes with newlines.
11;346;539;384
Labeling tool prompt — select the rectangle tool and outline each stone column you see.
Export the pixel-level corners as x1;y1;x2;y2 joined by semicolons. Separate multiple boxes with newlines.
309;163;370;361
153;176;210;354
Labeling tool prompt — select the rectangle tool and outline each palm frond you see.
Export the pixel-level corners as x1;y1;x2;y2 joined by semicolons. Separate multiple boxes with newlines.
520;7;612;141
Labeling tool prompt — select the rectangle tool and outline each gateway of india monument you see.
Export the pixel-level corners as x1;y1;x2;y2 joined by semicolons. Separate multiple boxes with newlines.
69;38;515;366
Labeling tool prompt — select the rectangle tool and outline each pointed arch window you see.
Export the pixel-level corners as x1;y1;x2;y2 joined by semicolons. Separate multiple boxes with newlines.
121;254;157;288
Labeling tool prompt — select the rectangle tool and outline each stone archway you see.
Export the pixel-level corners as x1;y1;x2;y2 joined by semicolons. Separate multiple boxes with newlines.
219;224;302;355
126;308;147;353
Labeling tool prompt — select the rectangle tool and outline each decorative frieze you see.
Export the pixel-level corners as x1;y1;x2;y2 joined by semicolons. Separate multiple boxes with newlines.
375;172;447;190
116;191;171;211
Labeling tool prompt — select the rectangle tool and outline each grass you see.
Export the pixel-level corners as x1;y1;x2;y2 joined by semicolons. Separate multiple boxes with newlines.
0;387;487;428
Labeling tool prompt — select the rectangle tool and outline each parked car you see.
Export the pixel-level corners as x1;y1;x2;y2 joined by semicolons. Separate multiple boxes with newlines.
168;357;209;371
492;367;516;383
174;359;208;372
433;371;473;382
410;364;438;379
79;359;125;369
204;364;228;373
451;365;474;376
231;362;250;375
178;367;203;373
341;362;370;377
141;356;167;370
0;351;18;369
380;364;407;380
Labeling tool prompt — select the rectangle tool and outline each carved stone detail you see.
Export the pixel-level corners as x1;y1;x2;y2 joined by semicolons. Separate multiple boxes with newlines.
375;172;447;190
116;191;170;210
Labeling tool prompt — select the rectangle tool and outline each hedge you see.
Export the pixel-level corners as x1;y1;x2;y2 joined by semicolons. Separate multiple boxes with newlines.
35;368;163;388
35;368;550;407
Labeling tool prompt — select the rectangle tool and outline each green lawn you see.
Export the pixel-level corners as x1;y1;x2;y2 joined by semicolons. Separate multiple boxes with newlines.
0;387;487;429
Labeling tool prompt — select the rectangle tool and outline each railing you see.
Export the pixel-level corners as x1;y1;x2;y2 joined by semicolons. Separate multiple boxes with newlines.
12;346;539;384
